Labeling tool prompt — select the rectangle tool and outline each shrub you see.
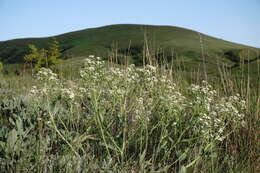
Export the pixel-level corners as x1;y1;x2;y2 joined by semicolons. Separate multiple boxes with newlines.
24;39;62;71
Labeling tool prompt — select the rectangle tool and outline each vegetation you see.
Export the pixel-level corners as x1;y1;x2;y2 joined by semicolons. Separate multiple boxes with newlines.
0;61;3;73
0;54;259;172
0;24;259;76
24;39;62;71
0;24;259;172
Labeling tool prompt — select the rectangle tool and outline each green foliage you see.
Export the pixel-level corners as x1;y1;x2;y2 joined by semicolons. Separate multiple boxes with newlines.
224;49;242;62
1;24;259;73
24;39;62;70
47;39;62;66
0;61;3;72
238;48;259;60
24;44;39;68
0;56;258;172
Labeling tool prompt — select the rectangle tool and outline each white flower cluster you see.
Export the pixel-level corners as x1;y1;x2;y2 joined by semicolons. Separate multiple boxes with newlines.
61;88;75;100
79;57;187;121
29;68;76;102
28;56;247;143
80;55;105;81
36;67;59;84
157;75;186;110
29;86;39;96
189;81;246;141
133;97;152;121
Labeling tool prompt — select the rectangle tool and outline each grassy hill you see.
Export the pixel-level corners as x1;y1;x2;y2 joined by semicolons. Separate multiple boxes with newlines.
1;24;259;172
0;24;259;75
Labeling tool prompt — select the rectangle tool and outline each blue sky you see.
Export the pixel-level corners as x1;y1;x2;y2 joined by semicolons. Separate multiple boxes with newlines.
0;0;259;48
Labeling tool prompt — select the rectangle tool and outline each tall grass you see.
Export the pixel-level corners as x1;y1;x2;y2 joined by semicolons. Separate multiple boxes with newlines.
0;52;259;172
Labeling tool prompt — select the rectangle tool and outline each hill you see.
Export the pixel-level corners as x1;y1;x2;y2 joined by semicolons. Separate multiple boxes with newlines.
0;24;259;74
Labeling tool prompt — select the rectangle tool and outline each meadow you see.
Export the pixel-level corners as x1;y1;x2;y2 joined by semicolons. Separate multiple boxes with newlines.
0;53;259;172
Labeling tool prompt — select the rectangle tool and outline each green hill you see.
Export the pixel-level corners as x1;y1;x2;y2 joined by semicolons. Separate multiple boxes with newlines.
0;24;259;74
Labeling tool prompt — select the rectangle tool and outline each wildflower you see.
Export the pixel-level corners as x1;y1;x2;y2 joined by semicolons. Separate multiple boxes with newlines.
29;86;38;95
78;87;87;93
61;88;75;100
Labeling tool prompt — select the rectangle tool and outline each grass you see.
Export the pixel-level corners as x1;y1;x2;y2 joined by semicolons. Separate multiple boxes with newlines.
1;24;259;77
0;53;259;172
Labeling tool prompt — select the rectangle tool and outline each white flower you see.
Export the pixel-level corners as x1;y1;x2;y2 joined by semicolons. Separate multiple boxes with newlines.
29;86;38;95
61;88;75;100
79;87;87;93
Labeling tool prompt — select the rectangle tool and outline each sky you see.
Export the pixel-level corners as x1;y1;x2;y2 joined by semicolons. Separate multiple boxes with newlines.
0;0;259;48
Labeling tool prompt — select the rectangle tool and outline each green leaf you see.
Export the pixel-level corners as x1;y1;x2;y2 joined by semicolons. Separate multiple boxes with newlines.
16;117;24;136
178;151;187;162
179;166;187;173
0;141;6;150
7;129;17;150
9;117;15;126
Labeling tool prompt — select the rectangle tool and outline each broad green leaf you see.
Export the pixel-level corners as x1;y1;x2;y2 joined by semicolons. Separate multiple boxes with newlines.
16;117;24;136
7;129;17;150
179;166;187;173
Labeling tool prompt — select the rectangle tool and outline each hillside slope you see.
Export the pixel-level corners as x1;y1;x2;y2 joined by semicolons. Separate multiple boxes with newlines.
0;24;259;74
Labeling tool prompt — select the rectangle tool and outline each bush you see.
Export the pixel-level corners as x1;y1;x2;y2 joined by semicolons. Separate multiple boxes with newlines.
224;49;241;62
24;39;62;71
